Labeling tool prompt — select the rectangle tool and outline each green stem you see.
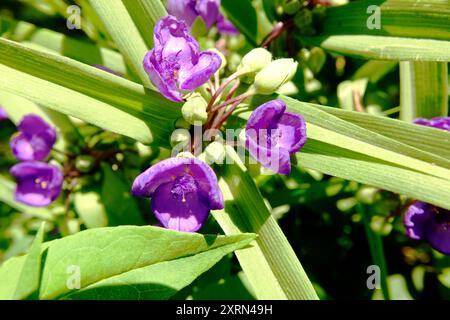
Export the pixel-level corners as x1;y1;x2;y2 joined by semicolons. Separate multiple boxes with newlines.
359;203;390;300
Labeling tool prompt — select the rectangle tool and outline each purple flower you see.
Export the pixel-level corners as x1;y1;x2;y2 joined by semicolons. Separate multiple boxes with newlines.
167;0;239;35
245;100;307;175
0;107;8;121
10;115;57;161
404;202;450;255
415;117;450;131
143;16;222;102
10;162;63;207
132;157;224;232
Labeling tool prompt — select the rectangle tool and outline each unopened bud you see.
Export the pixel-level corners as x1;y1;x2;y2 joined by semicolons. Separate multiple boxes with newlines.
170;129;191;148
238;48;273;75
182;93;208;125
254;58;298;95
205;141;225;165
175;117;191;129
75;155;95;173
283;0;300;15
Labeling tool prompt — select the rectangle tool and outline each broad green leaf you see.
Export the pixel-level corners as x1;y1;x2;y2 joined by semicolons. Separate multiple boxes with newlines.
222;0;258;46
213;146;318;300
319;0;450;41
122;0;168;49
64;241;251;300
0;223;45;300
0;38;181;146
100;164;144;226
0;226;255;300
400;61;448;122
302;35;450;61
88;0;153;88
0;176;53;220
0;17;126;75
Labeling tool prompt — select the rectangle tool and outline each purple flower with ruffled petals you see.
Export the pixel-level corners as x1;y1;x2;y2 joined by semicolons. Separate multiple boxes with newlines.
10;115;57;161
415;117;450;131
167;0;238;35
245;100;307;175
10;162;63;207
132;157;224;232
404;202;450;255
143;16;222;102
0;107;8;121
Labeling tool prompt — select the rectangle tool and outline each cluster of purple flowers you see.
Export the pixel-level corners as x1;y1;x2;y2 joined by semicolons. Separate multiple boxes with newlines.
9;115;63;207
134;12;308;233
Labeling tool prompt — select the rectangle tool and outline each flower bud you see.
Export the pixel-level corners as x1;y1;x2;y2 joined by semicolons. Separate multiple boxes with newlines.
283;0;300;15
238;48;273;74
175;117;191;129
170;129;191;148
205;141;225;165
181;93;208;125
254;58;298;95
75;155;95;173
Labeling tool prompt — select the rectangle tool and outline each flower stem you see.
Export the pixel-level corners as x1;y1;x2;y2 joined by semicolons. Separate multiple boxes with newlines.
211;89;255;113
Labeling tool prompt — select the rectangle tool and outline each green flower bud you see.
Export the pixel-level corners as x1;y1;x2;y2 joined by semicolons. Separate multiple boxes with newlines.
307;47;326;74
254;58;298;95
175;117;191;130
170;129;191;148
283;0;300;15
75;155;95;173
181;93;208;125
238;48;273;74
205;141;225;165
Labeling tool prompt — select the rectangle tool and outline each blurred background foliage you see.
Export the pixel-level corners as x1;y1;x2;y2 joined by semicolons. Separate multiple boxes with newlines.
0;0;449;300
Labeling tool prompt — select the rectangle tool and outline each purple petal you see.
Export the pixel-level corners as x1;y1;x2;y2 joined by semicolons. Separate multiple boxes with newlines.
10;115;56;161
196;0;220;29
10;162;63;207
143;49;183;102
424;215;450;255
132;157;223;210
404;201;432;240
151;180;210;232
246;100;306;175
414;117;450;131
217;14;240;35
278;112;307;155
0;107;8;121
404;201;450;255
167;0;198;27
179;51;222;91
